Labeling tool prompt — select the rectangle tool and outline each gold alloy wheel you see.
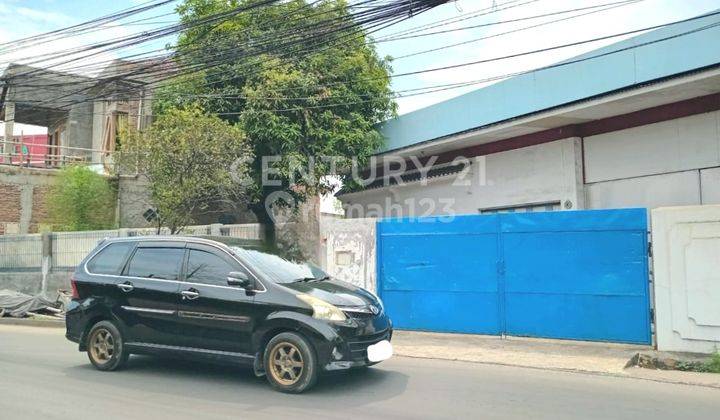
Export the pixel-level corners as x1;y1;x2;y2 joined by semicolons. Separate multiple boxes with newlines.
268;342;304;385
89;328;115;364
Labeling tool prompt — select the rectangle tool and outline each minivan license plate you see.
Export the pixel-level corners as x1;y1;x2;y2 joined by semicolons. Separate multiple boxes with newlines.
367;340;393;362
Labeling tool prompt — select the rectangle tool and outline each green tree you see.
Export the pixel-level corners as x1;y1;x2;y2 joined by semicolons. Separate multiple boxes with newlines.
155;0;396;233
47;165;116;231
118;107;253;234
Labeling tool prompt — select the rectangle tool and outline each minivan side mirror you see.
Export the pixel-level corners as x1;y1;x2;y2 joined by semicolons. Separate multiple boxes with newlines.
227;271;255;290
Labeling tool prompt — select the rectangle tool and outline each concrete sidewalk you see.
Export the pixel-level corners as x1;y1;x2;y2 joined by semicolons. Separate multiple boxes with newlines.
392;330;720;388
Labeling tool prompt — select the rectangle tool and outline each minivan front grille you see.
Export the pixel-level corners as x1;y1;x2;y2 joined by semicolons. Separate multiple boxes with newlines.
343;310;374;320
340;304;381;320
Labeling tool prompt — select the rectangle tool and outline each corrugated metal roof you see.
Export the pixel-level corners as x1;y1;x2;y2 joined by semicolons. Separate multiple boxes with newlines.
379;10;720;153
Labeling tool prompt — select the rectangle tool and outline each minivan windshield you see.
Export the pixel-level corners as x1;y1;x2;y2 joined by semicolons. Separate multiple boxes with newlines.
230;247;329;284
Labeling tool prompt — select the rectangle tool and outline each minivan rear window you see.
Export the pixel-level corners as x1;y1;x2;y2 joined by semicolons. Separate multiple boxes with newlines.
126;247;184;280
87;242;134;275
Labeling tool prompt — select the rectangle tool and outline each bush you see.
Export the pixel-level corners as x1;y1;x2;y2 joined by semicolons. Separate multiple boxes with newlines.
707;351;720;374
47;165;116;231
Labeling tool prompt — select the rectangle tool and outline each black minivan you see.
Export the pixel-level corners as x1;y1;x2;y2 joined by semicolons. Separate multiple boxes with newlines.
65;236;392;393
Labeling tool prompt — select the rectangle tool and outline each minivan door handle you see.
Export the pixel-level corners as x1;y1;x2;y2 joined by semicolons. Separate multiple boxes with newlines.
117;282;134;292
181;289;200;300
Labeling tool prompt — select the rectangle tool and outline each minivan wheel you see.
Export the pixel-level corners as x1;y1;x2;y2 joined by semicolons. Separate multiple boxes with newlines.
86;321;129;371
264;332;318;393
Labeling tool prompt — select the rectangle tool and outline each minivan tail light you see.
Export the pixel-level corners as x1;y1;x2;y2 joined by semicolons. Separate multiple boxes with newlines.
70;278;80;299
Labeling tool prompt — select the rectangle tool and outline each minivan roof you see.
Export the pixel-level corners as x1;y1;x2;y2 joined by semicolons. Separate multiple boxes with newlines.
102;235;219;244
99;235;267;250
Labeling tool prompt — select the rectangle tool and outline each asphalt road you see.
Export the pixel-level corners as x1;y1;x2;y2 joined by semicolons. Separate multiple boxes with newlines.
1;325;719;420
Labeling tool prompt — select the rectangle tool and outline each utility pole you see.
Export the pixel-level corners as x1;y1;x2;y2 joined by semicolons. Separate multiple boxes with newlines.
2;100;14;164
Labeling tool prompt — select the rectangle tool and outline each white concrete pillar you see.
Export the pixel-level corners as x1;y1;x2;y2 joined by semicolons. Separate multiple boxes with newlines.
19;184;33;234
41;232;53;297
560;137;586;210
652;205;720;353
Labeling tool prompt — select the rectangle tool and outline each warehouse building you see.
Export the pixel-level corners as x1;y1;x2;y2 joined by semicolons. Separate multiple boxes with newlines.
339;12;720;217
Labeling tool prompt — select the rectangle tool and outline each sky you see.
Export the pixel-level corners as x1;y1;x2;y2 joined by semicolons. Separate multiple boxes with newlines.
0;0;718;213
1;0;719;136
374;0;720;114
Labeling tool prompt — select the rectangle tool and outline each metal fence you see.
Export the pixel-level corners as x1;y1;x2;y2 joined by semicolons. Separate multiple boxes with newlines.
51;230;120;269
0;234;43;271
0;223;265;271
125;226;210;237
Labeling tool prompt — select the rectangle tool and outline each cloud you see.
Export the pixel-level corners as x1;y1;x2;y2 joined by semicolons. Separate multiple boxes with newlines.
0;2;154;134
15;7;72;25
0;3;147;78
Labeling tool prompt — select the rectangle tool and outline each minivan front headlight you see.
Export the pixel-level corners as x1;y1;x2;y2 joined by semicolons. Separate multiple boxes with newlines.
297;294;347;322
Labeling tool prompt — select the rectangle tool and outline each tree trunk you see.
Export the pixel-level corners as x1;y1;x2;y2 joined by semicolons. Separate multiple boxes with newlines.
250;200;276;248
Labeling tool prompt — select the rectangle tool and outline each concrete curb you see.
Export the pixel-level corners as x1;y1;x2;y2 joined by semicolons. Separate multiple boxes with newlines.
626;351;713;371
394;353;720;389
0;317;65;328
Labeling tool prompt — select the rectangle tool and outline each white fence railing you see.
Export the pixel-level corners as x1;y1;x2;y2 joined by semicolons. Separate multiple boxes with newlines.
0;139;111;168
0;223;265;271
220;223;265;239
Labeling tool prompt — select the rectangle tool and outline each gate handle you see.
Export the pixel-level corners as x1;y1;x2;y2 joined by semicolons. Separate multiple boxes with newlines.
117;282;134;293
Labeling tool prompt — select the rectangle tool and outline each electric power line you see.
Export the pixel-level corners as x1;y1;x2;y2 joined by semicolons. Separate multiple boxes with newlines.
8;15;718;119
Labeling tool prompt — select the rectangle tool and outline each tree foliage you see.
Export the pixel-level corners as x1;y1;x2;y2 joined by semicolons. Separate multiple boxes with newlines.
47;165;116;231
155;0;396;223
118;107;252;233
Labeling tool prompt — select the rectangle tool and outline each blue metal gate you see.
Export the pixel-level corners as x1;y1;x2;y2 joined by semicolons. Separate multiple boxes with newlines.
377;209;651;344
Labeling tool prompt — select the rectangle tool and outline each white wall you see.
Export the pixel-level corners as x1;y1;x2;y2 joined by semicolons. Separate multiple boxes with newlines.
584;111;720;183
320;218;376;293
341;138;584;218
0;122;47;135
478;137;583;211
585;111;720;209
586;170;702;209
652;205;720;353
343;110;720;216
701;167;720;203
